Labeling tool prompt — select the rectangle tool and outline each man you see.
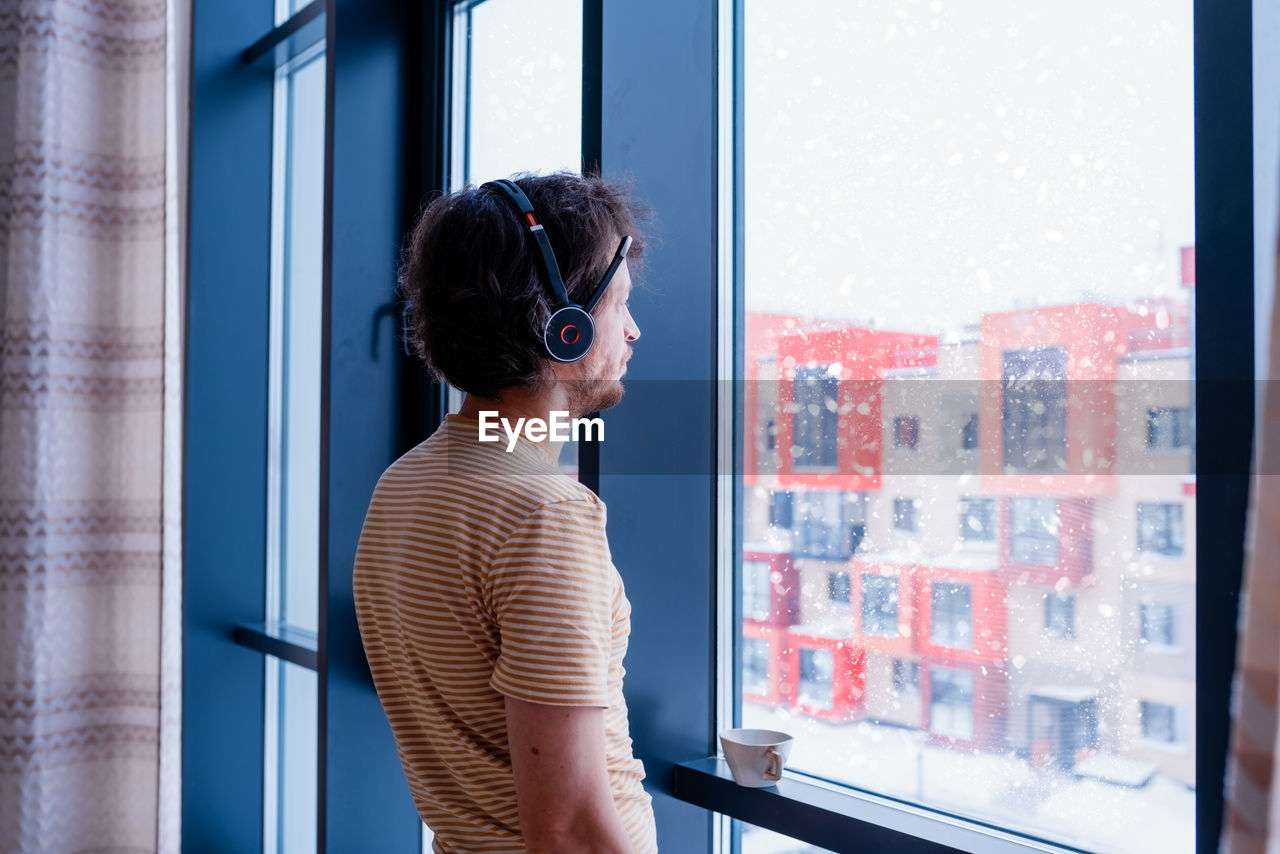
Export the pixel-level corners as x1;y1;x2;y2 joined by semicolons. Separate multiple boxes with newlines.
353;173;656;853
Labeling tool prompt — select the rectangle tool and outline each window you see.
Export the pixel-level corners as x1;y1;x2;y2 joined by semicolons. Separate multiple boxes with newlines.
729;0;1202;849
929;668;974;741
262;28;326;854
892;659;920;695
893;415;920;450
768;490;793;529
960;412;979;450
1147;407;1192;450
798;648;834;710
792;366;839;470
793;491;850;559
827;571;851;605
893;497;919;535
1137;503;1185;557
1140;603;1180;649
743;561;773;622
861;575;899;637
958;497;995;544
743;638;771;697
1009;497;1059;565
1002;347;1068;474
1141;701;1183;745
930;583;973;650
1044;593;1075;639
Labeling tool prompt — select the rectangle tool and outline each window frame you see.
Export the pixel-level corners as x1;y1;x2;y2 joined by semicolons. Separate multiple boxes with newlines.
670;3;1254;854
861;574;900;638
1043;593;1076;640
1009;496;1060;566
892;496;920;535
791;365;841;472
929;582;974;651
1137;501;1187;557
958;495;997;545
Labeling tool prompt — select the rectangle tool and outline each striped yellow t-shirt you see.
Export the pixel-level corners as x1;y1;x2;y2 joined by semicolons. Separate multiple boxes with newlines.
353;414;657;853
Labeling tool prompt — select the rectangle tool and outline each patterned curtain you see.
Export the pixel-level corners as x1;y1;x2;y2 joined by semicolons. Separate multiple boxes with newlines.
1222;176;1280;846
0;1;184;851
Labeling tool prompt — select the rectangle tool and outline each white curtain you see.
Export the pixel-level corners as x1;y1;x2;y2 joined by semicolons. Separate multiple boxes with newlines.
0;1;185;850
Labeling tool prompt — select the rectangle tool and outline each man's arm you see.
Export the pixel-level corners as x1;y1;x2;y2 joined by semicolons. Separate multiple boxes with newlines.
505;696;635;853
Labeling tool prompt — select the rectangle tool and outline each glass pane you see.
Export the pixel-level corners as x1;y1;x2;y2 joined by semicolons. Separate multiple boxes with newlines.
734;2;1195;851
269;51;325;634
453;0;582;186
265;658;317;854
446;0;585;479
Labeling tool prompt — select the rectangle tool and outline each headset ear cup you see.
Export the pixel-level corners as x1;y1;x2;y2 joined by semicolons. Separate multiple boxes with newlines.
544;305;595;363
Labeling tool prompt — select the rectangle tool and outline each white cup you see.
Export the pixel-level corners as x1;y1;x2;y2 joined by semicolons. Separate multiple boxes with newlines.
719;728;794;788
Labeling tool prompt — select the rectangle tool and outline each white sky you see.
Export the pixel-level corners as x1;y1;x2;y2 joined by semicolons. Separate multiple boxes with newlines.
743;0;1195;333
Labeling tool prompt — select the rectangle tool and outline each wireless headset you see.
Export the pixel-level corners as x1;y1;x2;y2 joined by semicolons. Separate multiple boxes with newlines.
483;178;631;364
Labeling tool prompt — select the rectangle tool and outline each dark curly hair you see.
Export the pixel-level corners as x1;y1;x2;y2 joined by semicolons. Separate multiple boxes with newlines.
398;172;647;398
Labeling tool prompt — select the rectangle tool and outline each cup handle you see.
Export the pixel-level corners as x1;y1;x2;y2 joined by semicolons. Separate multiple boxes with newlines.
763;746;783;782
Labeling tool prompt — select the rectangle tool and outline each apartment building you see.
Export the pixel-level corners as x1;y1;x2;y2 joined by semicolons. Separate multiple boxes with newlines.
741;291;1195;786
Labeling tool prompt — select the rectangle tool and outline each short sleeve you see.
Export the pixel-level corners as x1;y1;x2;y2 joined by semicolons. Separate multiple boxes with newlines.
487;499;614;706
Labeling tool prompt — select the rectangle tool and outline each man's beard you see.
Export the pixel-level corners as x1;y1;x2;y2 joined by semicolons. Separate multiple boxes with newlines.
564;376;625;419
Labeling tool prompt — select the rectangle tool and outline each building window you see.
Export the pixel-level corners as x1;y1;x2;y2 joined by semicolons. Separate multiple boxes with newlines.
1140;700;1183;745
1044;593;1075;639
1009;497;1060;565
794;491;850;559
798;648;835;710
828;571;851;604
930;667;974;741
1137;502;1184;557
768;490;793;529
1140;602;1180;649
959;496;996;543
1146;407;1191;450
930;582;973;649
892;659;920;695
793;366;839;470
1002;346;1068;473
743;560;773;621
893;497;920;534
861;574;899;636
893;415;920;450
960;412;979;450
743;638;770;696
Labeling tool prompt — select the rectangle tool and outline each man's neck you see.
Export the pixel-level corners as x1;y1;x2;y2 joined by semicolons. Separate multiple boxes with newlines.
456;385;571;425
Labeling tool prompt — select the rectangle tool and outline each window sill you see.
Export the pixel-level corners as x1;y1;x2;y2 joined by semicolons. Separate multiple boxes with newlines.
232;621;319;670
670;757;1079;854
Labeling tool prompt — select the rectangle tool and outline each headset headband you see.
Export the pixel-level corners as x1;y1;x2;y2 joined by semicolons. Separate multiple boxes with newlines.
486;178;573;309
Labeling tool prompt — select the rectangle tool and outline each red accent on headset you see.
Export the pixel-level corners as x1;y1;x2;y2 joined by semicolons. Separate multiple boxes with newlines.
524;212;538;227
561;325;579;344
